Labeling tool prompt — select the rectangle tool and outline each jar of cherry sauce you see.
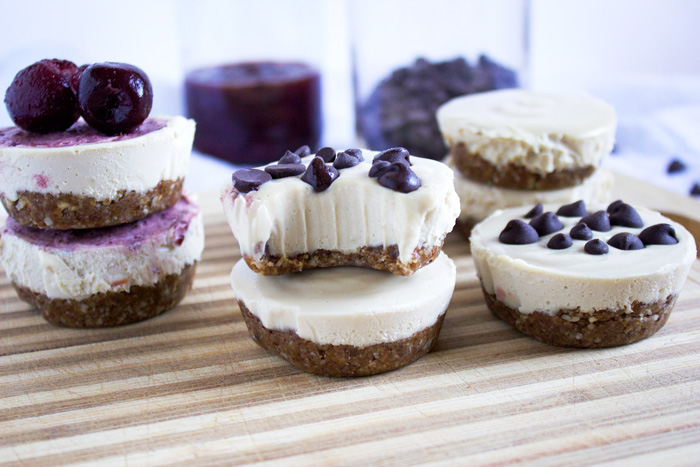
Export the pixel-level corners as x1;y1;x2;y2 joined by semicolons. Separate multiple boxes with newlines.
185;62;321;165
179;1;326;165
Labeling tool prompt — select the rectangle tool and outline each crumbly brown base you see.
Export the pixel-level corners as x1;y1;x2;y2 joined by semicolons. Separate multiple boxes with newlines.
451;143;595;190
483;288;676;348
244;243;444;276
14;262;197;328
1;178;184;230
239;301;445;377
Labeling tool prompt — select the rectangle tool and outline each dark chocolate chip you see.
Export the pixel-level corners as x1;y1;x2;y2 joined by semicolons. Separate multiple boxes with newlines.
691;183;700;197
607;232;645;250
667;158;687;174
606;200;624;214
609;203;644;228
369;160;392;178
584;239;609;255
547;233;573;250
524;203;543;219
316;147;336;163
499;219;539;245
333;152;362;170
343;148;364;161
377;163;421;193
639;223;679;245
294;145;311;157
528;212;564;236
278;150;302;164
232;168;272;193
264;163;306;179
373;147;411;166
580;210;611;232
300;156;339;192
570;223;593;241
556;200;588;217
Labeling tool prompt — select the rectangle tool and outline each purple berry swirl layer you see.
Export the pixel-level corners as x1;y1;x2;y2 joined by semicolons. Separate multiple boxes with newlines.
0;118;167;148
2;195;200;252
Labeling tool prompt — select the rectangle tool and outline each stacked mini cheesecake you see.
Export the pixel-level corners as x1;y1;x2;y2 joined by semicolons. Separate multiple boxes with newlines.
437;89;617;237
222;146;460;377
0;59;203;328
0;117;203;327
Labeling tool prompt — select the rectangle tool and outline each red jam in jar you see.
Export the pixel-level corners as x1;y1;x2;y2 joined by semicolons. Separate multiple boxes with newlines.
185;62;322;165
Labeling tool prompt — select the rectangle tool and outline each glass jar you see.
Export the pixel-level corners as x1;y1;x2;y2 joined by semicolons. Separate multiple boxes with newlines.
179;0;326;165
351;0;529;160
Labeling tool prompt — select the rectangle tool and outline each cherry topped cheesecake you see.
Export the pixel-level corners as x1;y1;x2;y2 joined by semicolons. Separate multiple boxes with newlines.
0;116;195;229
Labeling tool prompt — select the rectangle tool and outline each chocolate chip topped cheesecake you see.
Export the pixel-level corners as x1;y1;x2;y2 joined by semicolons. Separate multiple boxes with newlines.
470;200;696;347
222;147;460;276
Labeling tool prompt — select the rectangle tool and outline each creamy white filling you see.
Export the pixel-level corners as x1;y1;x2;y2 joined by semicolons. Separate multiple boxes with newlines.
0;211;204;300
231;252;456;347
470;204;696;315
221;153;460;264
452;162;614;223
0;116;195;201
437;90;617;174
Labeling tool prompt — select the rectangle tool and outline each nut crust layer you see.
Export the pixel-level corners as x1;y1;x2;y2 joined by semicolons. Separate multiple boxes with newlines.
1;178;184;230
451;143;595;190
14;262;196;328
483;288;676;348
244;243;444;276
239;301;445;377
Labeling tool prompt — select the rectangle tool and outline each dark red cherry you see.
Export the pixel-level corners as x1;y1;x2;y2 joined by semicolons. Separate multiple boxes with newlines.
71;64;89;94
4;59;80;133
78;62;153;135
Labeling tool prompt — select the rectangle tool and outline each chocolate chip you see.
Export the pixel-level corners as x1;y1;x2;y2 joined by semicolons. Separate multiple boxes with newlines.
556;200;588;217
377;163;421;193
580;210;611;232
524;203;543;219
528;212;563;236
609;203;644;228
639;223;679;245
584;239;609;255
301;156;339;192
294;145;311;157
606;200;624;214
343;148;364;161
373;147;411;166
499;219;539;245
232;168;271;193
278;150;302;165
607;232;645;250
264;163;306;179
691;183;700;197
316;147;336;163
369;160;391;178
570;223;593;241
667;158;687;174
333;152;362;170
547;233;573;250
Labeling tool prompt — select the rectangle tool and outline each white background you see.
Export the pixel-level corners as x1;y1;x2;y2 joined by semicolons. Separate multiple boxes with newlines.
1;0;700;194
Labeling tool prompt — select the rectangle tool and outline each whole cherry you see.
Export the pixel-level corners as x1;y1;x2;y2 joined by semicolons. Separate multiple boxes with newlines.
77;62;153;135
4;59;80;133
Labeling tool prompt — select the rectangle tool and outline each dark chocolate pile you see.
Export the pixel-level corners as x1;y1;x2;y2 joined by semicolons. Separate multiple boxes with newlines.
359;56;518;160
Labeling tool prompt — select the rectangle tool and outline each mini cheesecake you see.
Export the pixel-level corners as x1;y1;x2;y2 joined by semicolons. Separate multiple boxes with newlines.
0;195;204;327
221;149;460;276
0;116;195;229
470;201;696;347
231;252;456;377
451;162;614;237
438;90;616;190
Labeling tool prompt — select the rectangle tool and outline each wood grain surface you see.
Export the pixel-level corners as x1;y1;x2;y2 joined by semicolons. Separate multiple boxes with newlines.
2;179;700;466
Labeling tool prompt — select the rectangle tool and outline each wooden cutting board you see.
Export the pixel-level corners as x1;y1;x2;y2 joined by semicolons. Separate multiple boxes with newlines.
1;174;700;466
